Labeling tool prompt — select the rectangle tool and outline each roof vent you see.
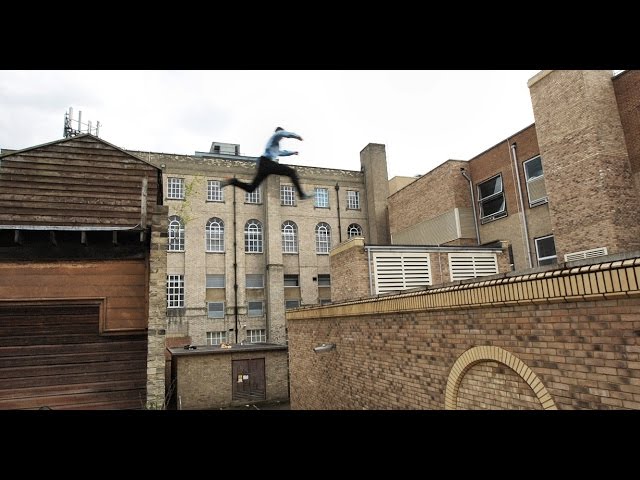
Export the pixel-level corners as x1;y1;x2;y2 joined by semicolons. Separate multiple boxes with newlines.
564;247;608;262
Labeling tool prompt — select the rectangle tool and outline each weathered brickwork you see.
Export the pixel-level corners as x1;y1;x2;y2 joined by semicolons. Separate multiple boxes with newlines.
613;70;640;193
288;254;640;410
146;205;169;408
529;70;640;259
171;347;289;409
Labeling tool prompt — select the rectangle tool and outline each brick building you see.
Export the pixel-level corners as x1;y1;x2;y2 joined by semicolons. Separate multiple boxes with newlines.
127;142;390;348
388;70;640;272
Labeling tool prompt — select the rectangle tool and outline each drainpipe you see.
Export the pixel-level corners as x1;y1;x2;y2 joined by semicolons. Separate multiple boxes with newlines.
232;179;239;343
335;183;342;243
460;167;480;245
509;142;533;268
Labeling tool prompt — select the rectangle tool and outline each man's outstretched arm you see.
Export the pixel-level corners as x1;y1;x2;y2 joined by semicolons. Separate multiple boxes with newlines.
274;130;303;142
278;150;298;157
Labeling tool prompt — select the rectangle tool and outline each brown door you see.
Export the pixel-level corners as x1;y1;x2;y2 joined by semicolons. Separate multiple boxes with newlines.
0;302;147;410
232;358;266;402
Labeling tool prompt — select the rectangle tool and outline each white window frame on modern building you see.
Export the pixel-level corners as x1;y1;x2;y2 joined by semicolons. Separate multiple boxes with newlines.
315;222;331;254
346;190;360;210
246;274;264;289
207;180;224;202
206;331;227;345
347;223;363;238
317;274;331;286
167;177;185;200
207;301;225;318
206;274;225;288
314;187;329;208
245;220;263;253
205;218;225;252
477;174;506;223
245;187;262;204
281;221;298;254
448;252;499;281
247;329;266;343
534;235;557;266
248;301;264;317
280;185;296;206
523;155;548;207
166;274;184;308
168;216;185;252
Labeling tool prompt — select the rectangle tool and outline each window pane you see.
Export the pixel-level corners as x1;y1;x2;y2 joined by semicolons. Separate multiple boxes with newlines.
536;236;556;259
315;188;329;208
524;156;543;180
317;274;331;286
478;176;502;199
248;301;263;316
480;195;505;217
284;275;299;287
207;302;224;318
206;274;225;288
246;274;264;288
285;300;300;309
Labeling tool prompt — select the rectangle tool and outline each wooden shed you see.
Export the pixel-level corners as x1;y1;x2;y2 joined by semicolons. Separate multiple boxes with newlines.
0;134;163;409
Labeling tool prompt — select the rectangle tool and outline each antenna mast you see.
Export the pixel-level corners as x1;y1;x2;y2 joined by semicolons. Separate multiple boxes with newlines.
63;107;101;138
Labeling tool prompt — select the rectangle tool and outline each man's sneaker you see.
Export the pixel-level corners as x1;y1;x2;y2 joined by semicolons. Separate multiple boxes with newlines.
221;177;233;187
300;192;315;200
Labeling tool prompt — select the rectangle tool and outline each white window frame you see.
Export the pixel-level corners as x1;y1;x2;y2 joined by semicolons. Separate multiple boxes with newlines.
245;220;263;253
280;185;296;206
168;216;185;252
347;223;363;238
167;178;185;200
207;302;225;318
314;187;329;208
282;221;298;254
245;187;262;204
206;218;224;252
207;180;224;202
535;235;557;266
247;329;266;343
315;222;331;254
206;331;227;345
347;190;360;210
167;274;184;308
524;155;548;207
477;174;506;223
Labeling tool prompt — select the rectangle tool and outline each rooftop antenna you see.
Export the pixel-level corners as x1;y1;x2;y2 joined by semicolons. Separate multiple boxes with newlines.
63;107;100;138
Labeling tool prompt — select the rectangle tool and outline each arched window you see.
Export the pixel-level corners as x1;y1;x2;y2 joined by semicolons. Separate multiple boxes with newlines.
168;216;184;251
206;218;224;252
347;223;363;238
245;219;263;253
315;222;331;254
282;221;298;254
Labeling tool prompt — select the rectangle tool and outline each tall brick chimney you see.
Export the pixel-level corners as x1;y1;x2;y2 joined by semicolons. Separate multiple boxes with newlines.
528;70;640;260
360;143;390;245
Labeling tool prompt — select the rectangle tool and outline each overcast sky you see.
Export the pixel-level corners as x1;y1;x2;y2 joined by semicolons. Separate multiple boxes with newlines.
0;70;541;179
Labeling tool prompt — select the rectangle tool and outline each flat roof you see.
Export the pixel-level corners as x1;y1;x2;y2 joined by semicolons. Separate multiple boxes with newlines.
168;343;287;357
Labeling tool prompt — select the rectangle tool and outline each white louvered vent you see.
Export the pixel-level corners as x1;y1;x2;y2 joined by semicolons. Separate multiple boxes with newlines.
373;252;431;294
564;247;608;262
449;253;499;282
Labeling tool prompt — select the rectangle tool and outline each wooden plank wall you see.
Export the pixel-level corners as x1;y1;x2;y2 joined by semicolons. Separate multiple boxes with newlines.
0;303;147;409
0;259;148;333
0;135;159;228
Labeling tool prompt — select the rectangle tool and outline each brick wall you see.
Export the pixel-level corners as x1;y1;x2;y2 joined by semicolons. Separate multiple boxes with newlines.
171;347;289;409
330;238;370;302
613;70;640;194
529;70;640;259
288;253;640;410
146;205;169;408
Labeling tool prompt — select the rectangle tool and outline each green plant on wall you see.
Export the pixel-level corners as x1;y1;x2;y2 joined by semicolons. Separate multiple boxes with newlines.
175;175;205;225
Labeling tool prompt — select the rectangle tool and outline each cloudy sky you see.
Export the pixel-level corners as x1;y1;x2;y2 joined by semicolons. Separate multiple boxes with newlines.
0;70;541;179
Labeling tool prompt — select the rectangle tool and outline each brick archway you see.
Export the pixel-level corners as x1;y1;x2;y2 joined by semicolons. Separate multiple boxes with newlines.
445;346;557;410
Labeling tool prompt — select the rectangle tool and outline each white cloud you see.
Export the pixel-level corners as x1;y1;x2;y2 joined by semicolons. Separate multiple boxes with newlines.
0;70;539;178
